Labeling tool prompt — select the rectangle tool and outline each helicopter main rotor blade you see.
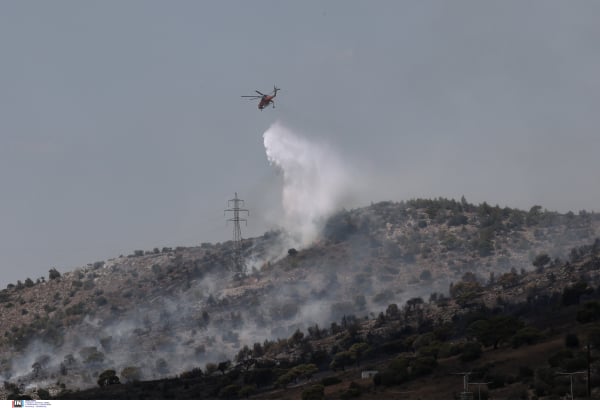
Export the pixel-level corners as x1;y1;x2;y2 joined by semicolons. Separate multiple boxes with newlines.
241;95;261;98
255;90;265;95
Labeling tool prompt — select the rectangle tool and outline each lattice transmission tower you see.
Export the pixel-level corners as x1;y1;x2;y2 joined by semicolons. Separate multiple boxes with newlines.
224;192;249;274
453;372;473;400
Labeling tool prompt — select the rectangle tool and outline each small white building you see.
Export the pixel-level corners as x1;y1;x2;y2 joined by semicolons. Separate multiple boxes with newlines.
361;370;379;379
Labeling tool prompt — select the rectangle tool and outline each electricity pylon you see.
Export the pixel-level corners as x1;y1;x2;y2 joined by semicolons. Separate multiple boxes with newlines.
453;372;473;400
557;371;586;400
225;192;249;274
468;382;491;400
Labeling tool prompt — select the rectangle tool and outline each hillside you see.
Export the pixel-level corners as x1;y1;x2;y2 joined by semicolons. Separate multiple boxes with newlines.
36;232;600;399
1;198;599;399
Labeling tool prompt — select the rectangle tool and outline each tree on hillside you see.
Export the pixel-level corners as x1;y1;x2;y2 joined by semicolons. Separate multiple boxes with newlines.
97;369;120;387
467;316;524;349
302;384;324;400
474;229;494;256
533;253;551;271
236;345;252;363
526;205;542;226
497;269;520;288
217;360;231;375
450;281;482;307
330;351;354;371
562;281;593;306
349;342;369;366
307;324;322;339
48;268;61;280
386;303;399;319
276;364;318;389
406;297;424;312
289;328;304;345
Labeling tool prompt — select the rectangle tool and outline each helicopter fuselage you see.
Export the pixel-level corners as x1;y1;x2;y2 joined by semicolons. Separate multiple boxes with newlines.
258;96;275;110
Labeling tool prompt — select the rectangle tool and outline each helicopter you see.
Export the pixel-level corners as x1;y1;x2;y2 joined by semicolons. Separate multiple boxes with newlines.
241;86;280;110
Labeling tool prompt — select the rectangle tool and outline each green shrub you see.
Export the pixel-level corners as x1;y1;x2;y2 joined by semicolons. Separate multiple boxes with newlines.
180;367;203;379
239;385;256;398
438;343;462;358
532;253;550;269
95;296;108;307
562;281;592;306
321;376;342;386
340;382;361;399
330;351;354;371
48;268;61;280
410;356;437;377
36;388;50;399
218;384;240;399
244;368;275;388
44;304;56;313
97;369;120;387
450;281;483;307
376;358;409;386
417;343;441;359
460;342;482;362
511;326;543;348
65;302;86;316
447;214;468;227
302;384;324;400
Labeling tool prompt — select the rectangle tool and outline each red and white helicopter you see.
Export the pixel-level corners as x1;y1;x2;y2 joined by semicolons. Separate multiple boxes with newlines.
241;86;280;110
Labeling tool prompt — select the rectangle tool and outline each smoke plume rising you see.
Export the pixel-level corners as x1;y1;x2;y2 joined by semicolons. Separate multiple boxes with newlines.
263;122;354;247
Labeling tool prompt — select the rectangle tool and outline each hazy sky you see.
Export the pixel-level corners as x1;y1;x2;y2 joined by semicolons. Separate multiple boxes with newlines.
1;1;599;287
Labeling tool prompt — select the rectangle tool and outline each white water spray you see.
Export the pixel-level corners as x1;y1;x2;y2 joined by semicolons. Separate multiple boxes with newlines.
263;122;354;247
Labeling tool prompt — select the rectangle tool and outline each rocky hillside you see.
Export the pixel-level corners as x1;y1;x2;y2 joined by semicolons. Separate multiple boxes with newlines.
0;198;599;397
25;232;600;399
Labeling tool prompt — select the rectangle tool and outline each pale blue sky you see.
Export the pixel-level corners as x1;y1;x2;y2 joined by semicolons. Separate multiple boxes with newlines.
1;1;600;287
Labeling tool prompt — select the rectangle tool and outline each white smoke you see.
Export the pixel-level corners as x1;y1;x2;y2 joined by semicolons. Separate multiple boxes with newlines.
263;122;354;247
